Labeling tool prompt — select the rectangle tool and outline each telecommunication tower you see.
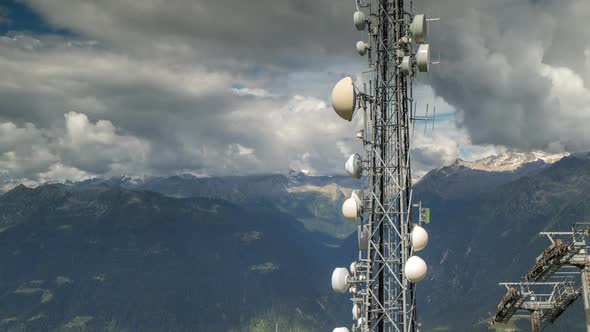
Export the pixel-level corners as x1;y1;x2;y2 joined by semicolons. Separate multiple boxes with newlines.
328;1;435;331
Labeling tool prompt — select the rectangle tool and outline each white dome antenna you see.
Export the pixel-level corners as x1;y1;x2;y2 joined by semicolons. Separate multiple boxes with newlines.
356;41;370;56
405;256;428;283
410;14;427;43
342;190;364;221
333;328;351;332
411;225;429;251
416;44;430;72
342;197;360;221
331;268;351;293
331;77;357;121
353;11;367;31
345;153;363;179
329;0;438;330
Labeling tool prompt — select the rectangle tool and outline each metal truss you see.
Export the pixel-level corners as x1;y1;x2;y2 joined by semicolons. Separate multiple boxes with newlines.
491;223;590;331
351;1;421;332
331;1;436;331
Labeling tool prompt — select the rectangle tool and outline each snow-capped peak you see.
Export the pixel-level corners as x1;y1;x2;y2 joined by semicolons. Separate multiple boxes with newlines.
119;174;149;185
455;151;569;172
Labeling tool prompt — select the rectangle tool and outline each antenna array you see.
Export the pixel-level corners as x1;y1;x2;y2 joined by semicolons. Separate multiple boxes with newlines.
328;1;435;331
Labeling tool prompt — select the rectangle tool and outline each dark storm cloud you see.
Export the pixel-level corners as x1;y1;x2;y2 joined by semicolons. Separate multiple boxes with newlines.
0;0;370;181
0;33;364;180
21;0;360;69
0;7;9;25
22;0;590;151
420;0;590;151
0;0;588;182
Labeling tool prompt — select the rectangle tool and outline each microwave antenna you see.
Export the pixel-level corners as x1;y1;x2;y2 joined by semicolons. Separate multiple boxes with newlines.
330;0;437;331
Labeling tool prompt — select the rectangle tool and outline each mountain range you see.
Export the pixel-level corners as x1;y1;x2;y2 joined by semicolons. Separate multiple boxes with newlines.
1;151;589;331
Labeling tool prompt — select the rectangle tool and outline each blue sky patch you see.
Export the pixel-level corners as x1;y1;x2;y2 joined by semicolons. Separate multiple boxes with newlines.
0;1;74;37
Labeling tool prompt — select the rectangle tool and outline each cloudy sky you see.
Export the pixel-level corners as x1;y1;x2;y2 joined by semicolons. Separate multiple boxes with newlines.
0;0;588;183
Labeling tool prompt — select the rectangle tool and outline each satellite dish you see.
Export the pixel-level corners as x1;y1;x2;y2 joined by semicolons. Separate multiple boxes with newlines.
353;11;367;31
416;44;430;72
333;328;351;332
345;153;363;179
405;256;428;283
342;197;360;221
331;76;357;121
410;14;427;43
356;41;369;56
358;225;369;250
400;56;412;76
411;225;429;251
352;304;360;320
331;267;350;293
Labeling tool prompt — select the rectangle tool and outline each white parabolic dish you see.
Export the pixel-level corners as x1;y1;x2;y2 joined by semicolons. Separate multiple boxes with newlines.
353;11;366;31
411;225;429;251
405;256;427;283
331;76;356;121
331;268;350;293
333;328;351;332
345;153;363;179
416;44;430;72
410;14;427;43
342;197;359;221
356;41;369;56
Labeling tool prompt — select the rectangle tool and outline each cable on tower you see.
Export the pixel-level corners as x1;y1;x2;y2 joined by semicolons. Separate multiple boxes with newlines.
329;1;437;331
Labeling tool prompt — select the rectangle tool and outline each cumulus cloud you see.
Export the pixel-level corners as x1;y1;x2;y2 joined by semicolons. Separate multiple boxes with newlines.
420;0;590;151
0;0;588;182
0;35;366;179
0;111;149;183
0;31;498;182
59;111;150;174
410;86;504;178
0;121;57;179
38;163;92;183
0;31;369;180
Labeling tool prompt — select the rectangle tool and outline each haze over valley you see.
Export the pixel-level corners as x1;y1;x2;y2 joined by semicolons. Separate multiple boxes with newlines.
1;152;589;330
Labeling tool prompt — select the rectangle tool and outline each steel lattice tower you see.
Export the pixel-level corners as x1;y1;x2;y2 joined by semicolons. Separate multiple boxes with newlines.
367;0;414;331
329;1;433;332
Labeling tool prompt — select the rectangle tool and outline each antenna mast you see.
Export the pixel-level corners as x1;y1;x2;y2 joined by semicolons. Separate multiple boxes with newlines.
329;1;434;332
